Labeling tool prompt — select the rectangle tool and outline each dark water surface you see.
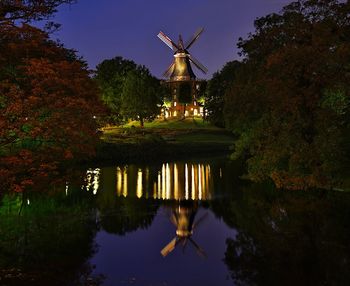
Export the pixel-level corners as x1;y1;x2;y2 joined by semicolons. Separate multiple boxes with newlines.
1;156;350;286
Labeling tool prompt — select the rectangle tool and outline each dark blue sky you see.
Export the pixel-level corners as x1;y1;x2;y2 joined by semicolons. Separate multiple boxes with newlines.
53;0;292;79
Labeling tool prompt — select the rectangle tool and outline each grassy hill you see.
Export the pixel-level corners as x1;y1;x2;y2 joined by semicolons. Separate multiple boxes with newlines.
96;118;234;163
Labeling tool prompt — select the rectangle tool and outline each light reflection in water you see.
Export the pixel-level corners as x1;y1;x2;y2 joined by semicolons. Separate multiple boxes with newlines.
84;168;100;195
82;163;213;200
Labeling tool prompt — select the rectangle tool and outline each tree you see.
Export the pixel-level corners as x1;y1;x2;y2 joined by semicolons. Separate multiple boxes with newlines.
206;61;241;127
224;0;350;189
94;57;137;124
0;0;75;23
120;67;163;127
0;23;103;193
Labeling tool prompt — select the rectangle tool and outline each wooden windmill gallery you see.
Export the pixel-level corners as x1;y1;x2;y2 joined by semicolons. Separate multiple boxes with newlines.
157;28;208;118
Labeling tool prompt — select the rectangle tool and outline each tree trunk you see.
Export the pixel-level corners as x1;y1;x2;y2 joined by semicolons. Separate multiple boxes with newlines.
140;116;144;128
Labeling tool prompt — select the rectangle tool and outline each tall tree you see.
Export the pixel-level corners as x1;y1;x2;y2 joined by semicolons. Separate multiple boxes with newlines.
120;67;163;127
224;0;350;189
95;57;137;124
206;61;241;127
0;23;103;193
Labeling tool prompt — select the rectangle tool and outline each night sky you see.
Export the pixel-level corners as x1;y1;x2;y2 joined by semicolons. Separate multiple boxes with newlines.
53;0;292;79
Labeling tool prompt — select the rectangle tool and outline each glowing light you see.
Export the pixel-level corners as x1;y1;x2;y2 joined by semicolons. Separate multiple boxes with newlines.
174;164;179;200
185;164;189;200
117;167;122;196
123;168;128;197
85;168;100;195
191;165;196;200
65;182;69;196
158;172;161;199
201;164;206;200
162;164;166;199
166;163;171;200
136;169;143;198
153;182;157;199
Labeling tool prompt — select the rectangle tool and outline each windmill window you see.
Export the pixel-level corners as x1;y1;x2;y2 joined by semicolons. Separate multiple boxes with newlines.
174;102;177;107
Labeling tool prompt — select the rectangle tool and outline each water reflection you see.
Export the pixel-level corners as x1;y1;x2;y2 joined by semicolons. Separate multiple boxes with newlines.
161;201;207;258
3;156;350;285
84;162;215;201
84;168;101;195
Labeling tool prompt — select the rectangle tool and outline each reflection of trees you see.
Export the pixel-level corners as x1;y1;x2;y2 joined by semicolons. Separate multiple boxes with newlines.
95;171;159;235
98;197;159;235
0;188;102;286
211;185;350;286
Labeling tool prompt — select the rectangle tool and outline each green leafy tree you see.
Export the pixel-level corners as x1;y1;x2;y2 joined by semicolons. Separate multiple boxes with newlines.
120;67;163;127
224;0;350;189
95;57;137;124
206;61;241;127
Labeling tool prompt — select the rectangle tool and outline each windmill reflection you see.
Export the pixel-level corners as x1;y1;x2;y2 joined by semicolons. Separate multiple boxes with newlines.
82;162;214;257
161;201;208;258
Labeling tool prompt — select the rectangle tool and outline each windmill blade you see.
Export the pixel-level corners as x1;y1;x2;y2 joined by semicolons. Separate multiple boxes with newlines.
157;31;179;51
189;237;207;258
182;238;188;253
161;237;178;257
188;54;208;74
179;34;184;50
193;212;208;231
185;28;204;50
163;61;175;78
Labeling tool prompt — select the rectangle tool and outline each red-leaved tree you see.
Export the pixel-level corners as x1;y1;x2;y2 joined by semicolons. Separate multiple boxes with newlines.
0;23;103;193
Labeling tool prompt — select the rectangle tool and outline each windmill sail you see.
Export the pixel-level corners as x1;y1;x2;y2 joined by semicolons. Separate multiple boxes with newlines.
157;28;208;81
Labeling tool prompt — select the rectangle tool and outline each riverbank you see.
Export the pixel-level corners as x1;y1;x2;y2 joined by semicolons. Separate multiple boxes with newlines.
94;118;235;164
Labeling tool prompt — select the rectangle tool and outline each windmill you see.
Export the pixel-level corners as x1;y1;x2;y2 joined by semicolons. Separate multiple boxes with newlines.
161;204;208;258
157;28;208;81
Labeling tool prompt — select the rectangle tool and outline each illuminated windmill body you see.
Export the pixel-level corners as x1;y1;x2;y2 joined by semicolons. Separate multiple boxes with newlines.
161;204;208;258
157;28;208;118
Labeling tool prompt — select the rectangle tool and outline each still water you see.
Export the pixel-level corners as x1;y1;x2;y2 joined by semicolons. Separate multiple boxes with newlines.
1;156;350;286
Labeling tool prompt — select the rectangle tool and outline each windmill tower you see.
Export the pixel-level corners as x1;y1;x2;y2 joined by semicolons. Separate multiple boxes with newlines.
157;28;208;118
161;203;208;258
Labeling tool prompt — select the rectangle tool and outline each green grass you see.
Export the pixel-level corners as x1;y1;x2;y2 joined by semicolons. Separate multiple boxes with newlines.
122;118;218;129
101;118;234;146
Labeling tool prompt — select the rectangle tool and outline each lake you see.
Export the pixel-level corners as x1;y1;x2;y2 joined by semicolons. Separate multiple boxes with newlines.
1;155;350;285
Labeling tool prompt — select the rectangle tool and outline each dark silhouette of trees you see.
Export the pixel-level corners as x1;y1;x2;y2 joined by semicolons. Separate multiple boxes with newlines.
210;185;350;286
120;67;163;127
224;0;350;189
0;0;75;23
205;61;241;127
